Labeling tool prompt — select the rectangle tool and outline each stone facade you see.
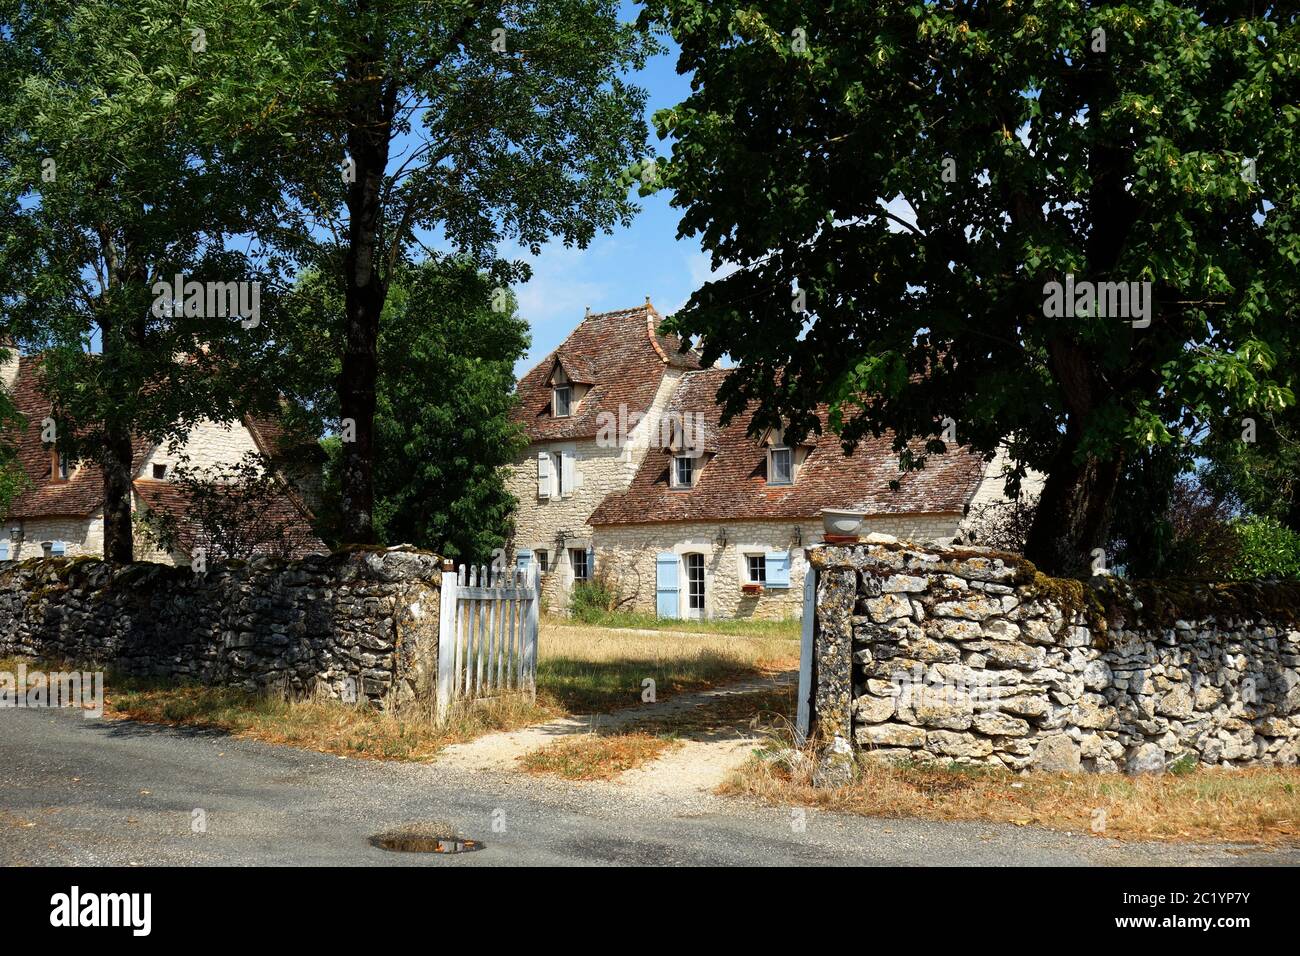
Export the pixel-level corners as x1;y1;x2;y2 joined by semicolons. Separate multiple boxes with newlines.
0;547;442;707
592;513;969;621
507;368;685;610
809;538;1300;774
0;414;303;566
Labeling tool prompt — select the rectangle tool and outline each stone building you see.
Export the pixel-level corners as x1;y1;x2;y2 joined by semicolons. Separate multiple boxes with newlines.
508;303;1037;620
0;347;324;564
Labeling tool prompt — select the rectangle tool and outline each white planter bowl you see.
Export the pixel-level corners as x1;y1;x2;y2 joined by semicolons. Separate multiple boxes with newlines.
821;509;866;536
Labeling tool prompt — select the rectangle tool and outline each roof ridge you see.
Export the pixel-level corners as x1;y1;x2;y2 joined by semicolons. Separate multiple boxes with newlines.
644;301;670;364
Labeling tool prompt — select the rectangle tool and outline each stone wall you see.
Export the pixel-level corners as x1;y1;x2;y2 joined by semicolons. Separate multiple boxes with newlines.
808;539;1300;774
0;547;442;708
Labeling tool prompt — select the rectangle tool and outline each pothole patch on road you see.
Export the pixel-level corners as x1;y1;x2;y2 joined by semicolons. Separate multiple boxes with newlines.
369;825;483;854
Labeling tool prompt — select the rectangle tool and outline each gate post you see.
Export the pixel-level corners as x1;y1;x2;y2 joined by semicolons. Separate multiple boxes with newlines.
436;560;459;721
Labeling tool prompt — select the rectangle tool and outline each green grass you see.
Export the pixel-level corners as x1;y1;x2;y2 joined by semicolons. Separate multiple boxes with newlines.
535;622;800;713
550;609;802;638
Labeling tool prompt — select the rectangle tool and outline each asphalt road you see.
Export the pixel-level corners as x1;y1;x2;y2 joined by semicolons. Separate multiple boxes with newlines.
1;708;1295;867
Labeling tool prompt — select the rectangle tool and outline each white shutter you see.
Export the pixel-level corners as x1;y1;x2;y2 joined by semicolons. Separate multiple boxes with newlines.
561;452;577;498
537;451;551;499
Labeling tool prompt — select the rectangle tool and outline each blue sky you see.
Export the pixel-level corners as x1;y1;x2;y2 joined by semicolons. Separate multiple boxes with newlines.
508;8;711;378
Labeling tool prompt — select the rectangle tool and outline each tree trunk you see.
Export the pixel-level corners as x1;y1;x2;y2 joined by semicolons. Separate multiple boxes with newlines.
100;424;135;563
337;40;395;545
1024;431;1124;577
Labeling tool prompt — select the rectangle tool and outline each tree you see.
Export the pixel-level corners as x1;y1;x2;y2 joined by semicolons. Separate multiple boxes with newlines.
0;0;308;560
0;343;24;516
278;259;529;561
1200;409;1300;533
646;1;1299;575
272;0;655;544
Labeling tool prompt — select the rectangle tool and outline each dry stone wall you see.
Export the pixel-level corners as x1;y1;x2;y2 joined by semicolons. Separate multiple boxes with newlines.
0;547;442;707
809;539;1300;775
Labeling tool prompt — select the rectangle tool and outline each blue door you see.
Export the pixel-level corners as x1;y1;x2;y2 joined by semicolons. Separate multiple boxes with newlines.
655;552;679;618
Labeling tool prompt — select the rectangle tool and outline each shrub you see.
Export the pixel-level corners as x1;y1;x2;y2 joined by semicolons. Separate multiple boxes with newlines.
568;564;625;623
1231;516;1300;580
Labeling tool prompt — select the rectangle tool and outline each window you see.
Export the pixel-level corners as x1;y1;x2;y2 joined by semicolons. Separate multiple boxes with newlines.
535;549;549;573
554;452;566;496
672;454;695;488
152;463;167;479
769;446;793;485
58;453;70;480
51;541;66;557
685;553;706;615
569;547;590;582
746;554;767;584
553;384;572;417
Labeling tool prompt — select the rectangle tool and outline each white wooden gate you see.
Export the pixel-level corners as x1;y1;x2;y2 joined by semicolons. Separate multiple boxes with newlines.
436;563;539;721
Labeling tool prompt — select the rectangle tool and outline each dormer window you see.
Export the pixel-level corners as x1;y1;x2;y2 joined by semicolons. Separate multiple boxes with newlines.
672;454;695;489
553;383;572;417
769;445;793;485
764;425;798;486
49;450;70;482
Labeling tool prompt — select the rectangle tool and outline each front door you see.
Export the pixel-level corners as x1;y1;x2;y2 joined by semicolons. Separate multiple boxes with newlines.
684;553;706;619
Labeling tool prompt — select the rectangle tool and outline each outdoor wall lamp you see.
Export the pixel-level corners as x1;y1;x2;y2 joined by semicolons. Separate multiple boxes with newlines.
792;526;802;546
9;526;21;543
715;526;728;548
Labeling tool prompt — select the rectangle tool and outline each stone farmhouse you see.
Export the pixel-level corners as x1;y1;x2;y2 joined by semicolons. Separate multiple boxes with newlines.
0;347;324;564
507;302;1033;621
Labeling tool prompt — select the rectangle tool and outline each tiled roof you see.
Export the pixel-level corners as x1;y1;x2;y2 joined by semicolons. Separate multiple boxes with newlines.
512;303;701;442
3;355;151;518
588;367;988;525
4;356;324;557
133;478;325;559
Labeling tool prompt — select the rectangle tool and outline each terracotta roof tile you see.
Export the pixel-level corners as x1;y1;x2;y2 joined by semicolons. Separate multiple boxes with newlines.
4;355;323;554
512;303;701;442
589;367;988;525
133;478;325;559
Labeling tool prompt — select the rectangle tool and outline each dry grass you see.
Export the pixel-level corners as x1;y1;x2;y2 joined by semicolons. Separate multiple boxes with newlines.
103;680;560;761
632;684;797;738
722;745;1300;844
536;621;798;713
1;620;797;763
519;732;683;781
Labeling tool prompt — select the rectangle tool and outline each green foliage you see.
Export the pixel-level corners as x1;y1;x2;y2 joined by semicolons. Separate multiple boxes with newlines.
569;572;623;623
0;0;310;558
265;0;657;542
280;260;529;562
1200;410;1300;533
645;1;1300;573
1231;516;1300;581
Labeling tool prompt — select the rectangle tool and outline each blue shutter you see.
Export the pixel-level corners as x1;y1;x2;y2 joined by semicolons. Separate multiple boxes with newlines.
51;541;66;557
655;553;679;618
765;551;790;588
515;548;533;570
586;546;595;579
0;541;8;560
